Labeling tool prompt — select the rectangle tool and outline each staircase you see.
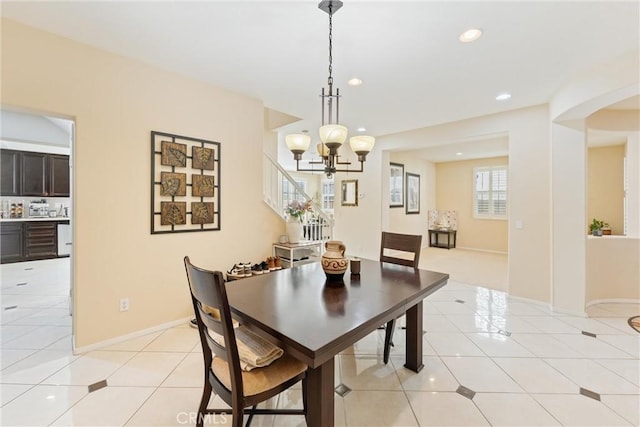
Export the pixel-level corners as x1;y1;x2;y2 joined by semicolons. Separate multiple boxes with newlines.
263;152;333;241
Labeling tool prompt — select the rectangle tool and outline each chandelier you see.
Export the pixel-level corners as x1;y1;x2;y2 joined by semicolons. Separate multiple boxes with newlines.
285;0;375;179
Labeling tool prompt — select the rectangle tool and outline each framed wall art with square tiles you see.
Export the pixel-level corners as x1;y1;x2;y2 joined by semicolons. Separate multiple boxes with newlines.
151;131;221;234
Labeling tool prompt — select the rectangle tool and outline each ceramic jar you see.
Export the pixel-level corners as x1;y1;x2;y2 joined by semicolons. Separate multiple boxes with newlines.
286;220;303;244
321;240;348;281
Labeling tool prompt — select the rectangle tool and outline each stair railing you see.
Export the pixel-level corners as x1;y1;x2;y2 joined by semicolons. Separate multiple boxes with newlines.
263;152;333;241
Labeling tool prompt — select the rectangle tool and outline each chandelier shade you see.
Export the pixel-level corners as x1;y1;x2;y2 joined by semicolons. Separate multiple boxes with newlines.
284;0;375;178
317;143;330;157
319;124;348;147
285;134;311;160
349;135;376;161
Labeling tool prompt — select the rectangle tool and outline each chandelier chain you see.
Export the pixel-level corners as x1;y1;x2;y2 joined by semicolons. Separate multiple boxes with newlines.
327;3;333;89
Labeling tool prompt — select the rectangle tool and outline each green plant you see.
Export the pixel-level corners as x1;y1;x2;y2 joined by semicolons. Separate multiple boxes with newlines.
589;218;609;233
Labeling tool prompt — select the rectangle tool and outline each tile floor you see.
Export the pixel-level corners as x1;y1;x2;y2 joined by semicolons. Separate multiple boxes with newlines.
1;257;639;426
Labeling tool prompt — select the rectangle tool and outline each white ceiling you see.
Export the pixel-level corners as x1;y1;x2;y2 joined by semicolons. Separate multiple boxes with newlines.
2;1;639;161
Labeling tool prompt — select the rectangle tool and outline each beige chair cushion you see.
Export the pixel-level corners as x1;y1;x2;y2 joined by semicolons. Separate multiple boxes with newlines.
202;304;220;320
207;326;284;371
212;353;306;397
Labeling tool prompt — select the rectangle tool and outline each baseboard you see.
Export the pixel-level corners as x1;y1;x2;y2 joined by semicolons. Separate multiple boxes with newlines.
509;294;590;317
548;306;588;318
508;294;553;310
455;246;508;255
421;244;508;255
73;316;192;355
586;298;640;307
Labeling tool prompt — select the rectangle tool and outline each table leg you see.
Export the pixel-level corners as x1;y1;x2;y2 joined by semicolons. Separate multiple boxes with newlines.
306;357;335;427
404;301;424;372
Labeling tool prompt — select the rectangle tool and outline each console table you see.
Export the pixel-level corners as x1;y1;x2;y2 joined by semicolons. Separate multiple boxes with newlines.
428;229;457;249
272;241;323;268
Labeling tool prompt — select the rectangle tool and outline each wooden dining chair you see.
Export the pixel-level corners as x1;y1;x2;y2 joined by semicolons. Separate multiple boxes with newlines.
379;232;423;364
184;256;308;427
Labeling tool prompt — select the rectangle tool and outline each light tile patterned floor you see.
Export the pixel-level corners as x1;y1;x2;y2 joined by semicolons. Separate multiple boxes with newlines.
1;257;638;426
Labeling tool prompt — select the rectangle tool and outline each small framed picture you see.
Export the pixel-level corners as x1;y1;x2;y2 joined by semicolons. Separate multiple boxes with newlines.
341;179;358;207
405;172;420;214
389;163;404;208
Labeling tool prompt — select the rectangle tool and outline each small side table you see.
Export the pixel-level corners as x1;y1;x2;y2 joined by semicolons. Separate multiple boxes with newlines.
428;229;457;249
272;241;323;268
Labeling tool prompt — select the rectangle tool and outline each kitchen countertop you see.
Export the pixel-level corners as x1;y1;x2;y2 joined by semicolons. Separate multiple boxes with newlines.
0;217;71;222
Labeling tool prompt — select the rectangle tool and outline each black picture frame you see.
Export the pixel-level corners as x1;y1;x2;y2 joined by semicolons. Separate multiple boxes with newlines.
390;162;404;208
405;172;420;214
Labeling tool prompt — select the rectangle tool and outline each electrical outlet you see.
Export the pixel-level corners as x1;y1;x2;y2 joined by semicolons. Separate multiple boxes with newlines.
119;298;129;312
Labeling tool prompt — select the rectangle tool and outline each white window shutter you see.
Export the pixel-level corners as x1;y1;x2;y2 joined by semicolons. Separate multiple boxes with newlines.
474;166;508;218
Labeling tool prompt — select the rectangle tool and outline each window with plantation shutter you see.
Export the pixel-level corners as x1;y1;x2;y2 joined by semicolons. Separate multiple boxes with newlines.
474;166;508;219
322;179;334;210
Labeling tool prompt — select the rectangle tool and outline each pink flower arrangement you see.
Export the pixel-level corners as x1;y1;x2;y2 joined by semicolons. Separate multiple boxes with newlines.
286;200;313;222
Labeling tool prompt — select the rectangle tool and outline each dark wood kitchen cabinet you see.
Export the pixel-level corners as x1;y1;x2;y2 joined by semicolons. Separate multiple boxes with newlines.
0;222;24;264
0;149;21;196
49;155;70;197
24;221;58;260
21;151;48;196
0;149;69;197
0;220;64;263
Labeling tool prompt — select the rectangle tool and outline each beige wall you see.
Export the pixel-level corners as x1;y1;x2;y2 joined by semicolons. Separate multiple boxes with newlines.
2;19;284;348
335;105;551;304
586;237;640;303
436;157;509;253
551;124;587;315
588;145;625;235
388;152;436;245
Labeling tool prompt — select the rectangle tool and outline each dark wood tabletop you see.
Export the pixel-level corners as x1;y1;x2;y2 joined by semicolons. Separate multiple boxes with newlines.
225;258;449;427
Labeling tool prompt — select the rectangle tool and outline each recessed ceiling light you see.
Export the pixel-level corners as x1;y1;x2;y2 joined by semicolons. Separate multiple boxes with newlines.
357;127;366;132
459;28;483;43
495;93;512;101
348;78;363;86
456;152;463;156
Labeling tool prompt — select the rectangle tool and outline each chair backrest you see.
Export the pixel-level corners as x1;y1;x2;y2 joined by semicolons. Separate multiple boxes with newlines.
379;231;422;267
184;256;243;403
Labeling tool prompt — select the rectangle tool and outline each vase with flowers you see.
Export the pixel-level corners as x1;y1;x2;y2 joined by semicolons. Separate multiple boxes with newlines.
285;200;313;244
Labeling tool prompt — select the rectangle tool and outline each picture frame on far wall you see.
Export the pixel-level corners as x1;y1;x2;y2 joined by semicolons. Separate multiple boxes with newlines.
389;162;404;207
341;179;358;207
406;172;420;214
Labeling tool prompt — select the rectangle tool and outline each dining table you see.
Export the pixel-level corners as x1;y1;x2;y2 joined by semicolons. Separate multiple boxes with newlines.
225;258;449;427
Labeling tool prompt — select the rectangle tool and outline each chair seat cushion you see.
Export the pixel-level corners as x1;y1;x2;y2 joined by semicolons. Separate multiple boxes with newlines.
207;326;283;371
212;353;306;397
202;304;220;320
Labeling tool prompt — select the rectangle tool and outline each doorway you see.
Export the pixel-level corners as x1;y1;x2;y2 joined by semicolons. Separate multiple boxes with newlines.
0;109;74;353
